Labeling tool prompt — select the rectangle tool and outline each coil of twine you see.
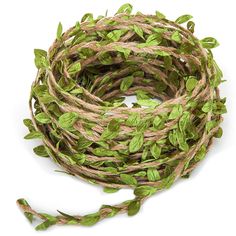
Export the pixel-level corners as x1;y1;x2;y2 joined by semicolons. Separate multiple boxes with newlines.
17;3;226;230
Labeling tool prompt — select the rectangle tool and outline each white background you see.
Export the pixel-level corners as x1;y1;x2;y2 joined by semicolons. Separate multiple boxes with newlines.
0;0;235;235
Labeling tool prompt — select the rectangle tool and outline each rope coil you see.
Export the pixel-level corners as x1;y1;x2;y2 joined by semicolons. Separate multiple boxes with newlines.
18;3;226;230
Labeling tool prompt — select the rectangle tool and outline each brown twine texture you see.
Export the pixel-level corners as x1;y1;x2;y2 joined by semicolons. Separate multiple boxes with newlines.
17;4;226;230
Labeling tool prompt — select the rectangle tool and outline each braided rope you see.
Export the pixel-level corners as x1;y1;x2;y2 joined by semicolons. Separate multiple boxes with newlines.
17;4;226;230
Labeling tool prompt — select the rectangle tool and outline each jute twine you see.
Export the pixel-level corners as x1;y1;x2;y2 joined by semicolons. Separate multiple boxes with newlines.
17;4;226;230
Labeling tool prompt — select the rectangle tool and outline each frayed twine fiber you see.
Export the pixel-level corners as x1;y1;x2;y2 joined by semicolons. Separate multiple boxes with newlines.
17;3;226;230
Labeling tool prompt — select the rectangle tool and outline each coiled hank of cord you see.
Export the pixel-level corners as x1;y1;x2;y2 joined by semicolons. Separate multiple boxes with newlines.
17;3;226;230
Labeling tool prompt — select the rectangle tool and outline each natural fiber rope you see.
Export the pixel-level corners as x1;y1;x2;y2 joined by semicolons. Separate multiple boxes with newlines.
17;4;226;230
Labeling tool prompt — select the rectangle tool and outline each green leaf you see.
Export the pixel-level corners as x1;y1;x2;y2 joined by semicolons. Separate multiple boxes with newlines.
92;147;117;157
56;22;63;40
175;14;193;24
33;85;55;104
200;37;219;49
135;89;150;100
99;205;119;218
17;198;30;206
129;133;144;153
81;13;94;23
202;101;213;113
58;112;79;129
108;119;120;132
98;52;113;65
137;99;160;108
115;46;131;59
133;25;144;39
187;21;195;33
156;50;170;57
120;76;134;92
213;100;227;115
40;213;58;222
141;147;148;161
168;130;178;146
176;130;189;151
35;220;57;231
68;62;81;75
116;3;133;14
147;168;161;181
134;186;157;197
205;120;217;133
171;31;181;43
23;118;35;131
35;112;51;124
58;77;76;91
214;127;223;138
24;212;34;223
161;174;175;189
107;29;125;42
101;128;119;140
99;75;111;86
74;153;86;164
179;111;190;133
186;77;198;92
120;174;137;186
128;200;141;216
153;115;162;129
77;137;93;150
194;145;206;161
150;143;161;159
126;112;141;126
134;171;146;177
34;49;49;69
35;214;57;231
103;187;119;193
70;87;83;95
33;145;49;157
80;213;100;226
146;33;162;44
24;131;43;139
101;119;120;140
168;104;183;120
138;41;159;48
156;11;166;20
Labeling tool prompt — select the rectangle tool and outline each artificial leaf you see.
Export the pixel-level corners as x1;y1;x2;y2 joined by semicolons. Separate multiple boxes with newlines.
175;14;193;24
200;37;219;49
120;76;134;92
35;112;51;124
68;62;81;75
150;143;161;159
147;168;161;181
168;104;183;120
133;25;144;39
116;3;133;14
33;145;49;157
34;49;49;69
57;22;63;40
115;46;131;59
24;131;43;139
80;213;100;226
128;200;141;216
129;133;144;153
156;11;165;20
171;31;181;43
126;113;141;126
186;77;198;92
58;112;79;129
103;187;120;193
134;186;157;197
120;174;137;186
107;29;125;42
